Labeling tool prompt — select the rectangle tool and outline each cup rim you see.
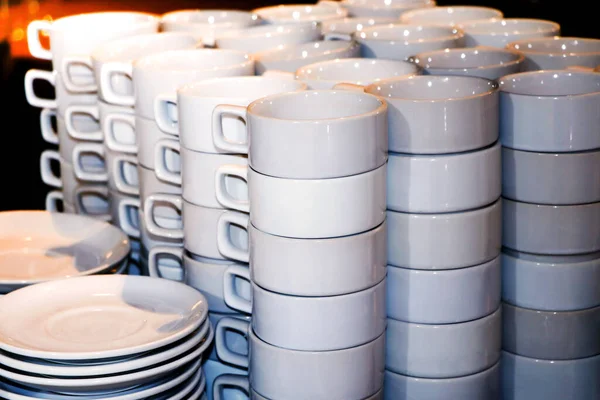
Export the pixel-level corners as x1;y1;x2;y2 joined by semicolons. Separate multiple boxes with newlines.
365;74;499;103
459;18;560;35
357;23;464;44
247;89;387;123
507;36;600;57
499;70;600;98
178;76;308;98
410;46;525;72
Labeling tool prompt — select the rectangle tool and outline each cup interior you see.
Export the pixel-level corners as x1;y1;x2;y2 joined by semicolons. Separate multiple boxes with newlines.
500;71;600;96
181;76;306;98
509;37;600;54
297;58;419;83
371;75;496;100
358;24;460;41
249;90;383;120
414;48;522;69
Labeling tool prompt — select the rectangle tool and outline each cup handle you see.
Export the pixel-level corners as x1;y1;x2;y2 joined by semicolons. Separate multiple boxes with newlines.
216;210;250;263
104;113;137;154
39;150;62;188
213;375;250;400
143;194;184;239
100;61;134;106
215;317;250;369
72;143;108;182
60;55;96;92
261;70;295;79
153;93;179;135
333;82;366;91
212;104;249;154
113;154;139;196
26;20;52;60
24;69;56;108
147;246;185;281
74;186;111;222
117;196;141;238
154;139;182;185
64;105;102;141
214;164;249;212
223;264;252;314
45;190;63;212
40;108;58;145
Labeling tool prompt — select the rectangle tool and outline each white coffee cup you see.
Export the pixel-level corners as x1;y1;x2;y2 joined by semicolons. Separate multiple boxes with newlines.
94;32;199;105
218;211;386;296
27;11;159;93
224;267;386;351
133;49;255;122
355;23;465;60
252;4;347;24
215;164;386;239
399;6;503;26
459;18;560;48
160;9;262;46
214;22;322;54
153;76;307;140
148;247;252;315
155;142;247;209
212;90;388;179
279;57;421;89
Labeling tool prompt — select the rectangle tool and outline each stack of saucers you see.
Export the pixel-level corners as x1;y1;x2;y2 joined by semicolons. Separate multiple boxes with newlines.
0;211;130;295
0;275;212;399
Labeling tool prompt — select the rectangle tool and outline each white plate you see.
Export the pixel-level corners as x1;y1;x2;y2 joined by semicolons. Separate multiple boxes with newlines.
0;318;210;376
0;360;201;400
0;325;213;393
0;211;130;292
0;275;209;360
161;368;205;400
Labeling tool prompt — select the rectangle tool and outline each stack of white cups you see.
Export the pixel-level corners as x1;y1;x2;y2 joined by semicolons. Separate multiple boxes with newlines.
64;33;199;263
210;90;388;400
24;12;159;220
339;75;503;399
146;76;306;396
500;70;600;400
122;48;254;279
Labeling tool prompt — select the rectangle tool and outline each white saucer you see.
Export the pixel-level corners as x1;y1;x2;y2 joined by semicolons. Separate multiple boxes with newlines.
0;360;201;399
0;275;209;360
0;318;210;376
0;325;212;393
0;211;130;292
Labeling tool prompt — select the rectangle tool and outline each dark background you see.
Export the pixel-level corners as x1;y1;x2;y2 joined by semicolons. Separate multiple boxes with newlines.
0;0;597;211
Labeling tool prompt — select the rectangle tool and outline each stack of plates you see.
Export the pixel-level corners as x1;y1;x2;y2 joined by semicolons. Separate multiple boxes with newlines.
0;275;212;399
0;211;131;294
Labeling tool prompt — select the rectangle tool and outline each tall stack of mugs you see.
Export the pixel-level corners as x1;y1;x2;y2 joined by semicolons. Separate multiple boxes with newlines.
145;76;309;384
211;89;388;399
500;69;600;400
26;12;160;224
